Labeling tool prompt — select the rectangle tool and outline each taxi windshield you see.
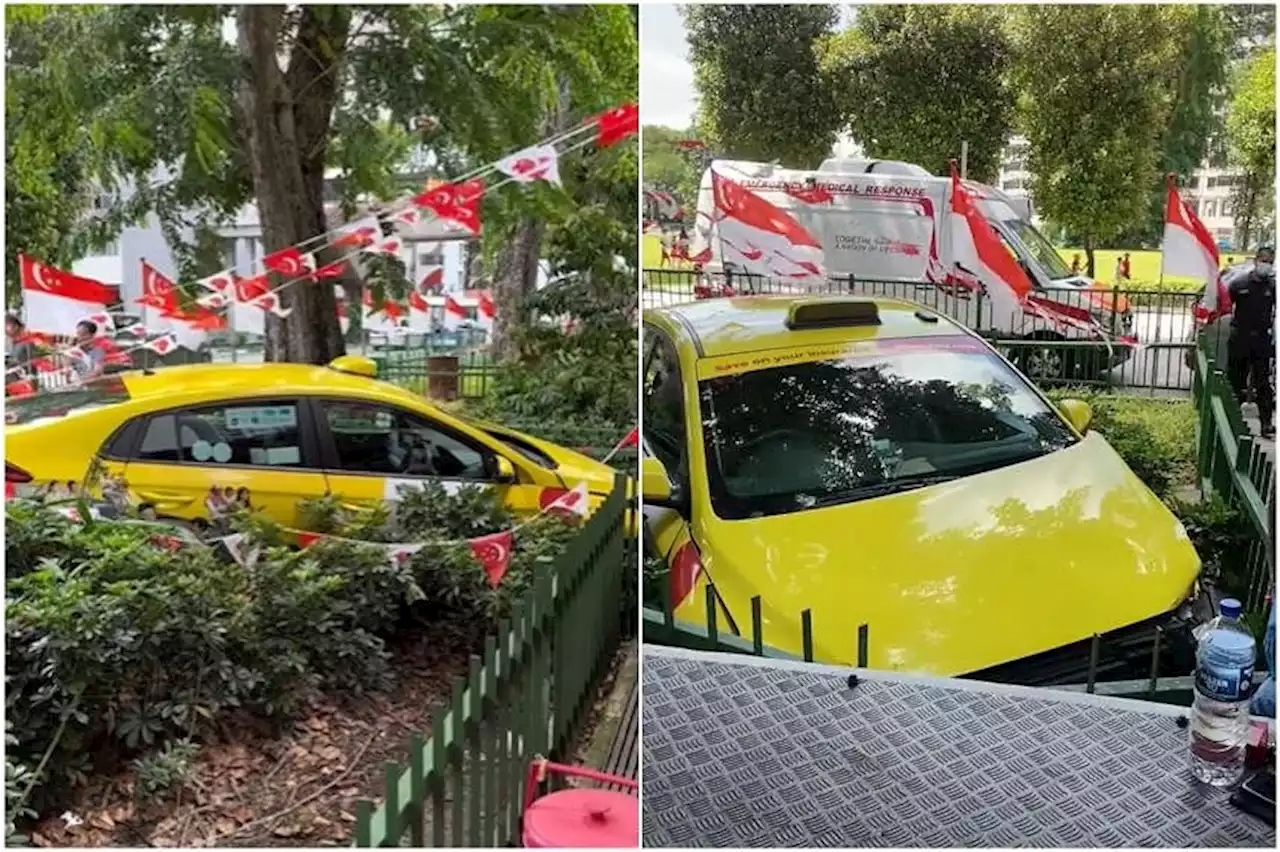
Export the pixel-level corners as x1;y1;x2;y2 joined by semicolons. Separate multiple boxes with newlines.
698;336;1077;519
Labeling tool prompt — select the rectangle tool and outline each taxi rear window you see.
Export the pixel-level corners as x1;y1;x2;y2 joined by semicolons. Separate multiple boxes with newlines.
5;378;132;426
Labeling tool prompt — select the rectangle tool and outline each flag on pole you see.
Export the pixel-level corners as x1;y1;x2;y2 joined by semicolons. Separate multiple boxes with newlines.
408;290;432;331
1161;175;1227;321
947;162;1035;300
477;291;496;330
443;294;468;331
709;171;824;280
541;481;591;519
19;255;118;336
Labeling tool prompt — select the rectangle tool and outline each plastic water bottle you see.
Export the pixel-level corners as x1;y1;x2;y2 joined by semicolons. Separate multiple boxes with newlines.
1190;598;1257;786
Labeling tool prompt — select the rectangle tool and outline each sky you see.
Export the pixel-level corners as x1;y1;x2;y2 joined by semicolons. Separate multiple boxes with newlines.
640;4;858;131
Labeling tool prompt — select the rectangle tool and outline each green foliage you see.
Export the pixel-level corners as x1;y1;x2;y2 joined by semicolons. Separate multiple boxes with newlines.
683;4;841;167
641;125;704;210
1225;46;1277;250
5;4;637;340
818;5;1014;183
1167;492;1256;602
5;481;584;826
1046;388;1197;499
131;739;200;804
470;145;637;433
6;733;37;847
1008;6;1189;271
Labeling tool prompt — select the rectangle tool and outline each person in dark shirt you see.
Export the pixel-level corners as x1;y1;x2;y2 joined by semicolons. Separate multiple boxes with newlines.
1227;246;1275;437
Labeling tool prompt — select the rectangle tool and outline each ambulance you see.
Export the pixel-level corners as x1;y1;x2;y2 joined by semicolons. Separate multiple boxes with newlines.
688;159;1136;378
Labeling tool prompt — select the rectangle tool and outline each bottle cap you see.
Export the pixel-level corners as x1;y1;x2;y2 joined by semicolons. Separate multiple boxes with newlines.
1220;598;1242;619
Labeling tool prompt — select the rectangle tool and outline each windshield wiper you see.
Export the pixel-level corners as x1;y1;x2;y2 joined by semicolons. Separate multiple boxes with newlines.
807;473;962;507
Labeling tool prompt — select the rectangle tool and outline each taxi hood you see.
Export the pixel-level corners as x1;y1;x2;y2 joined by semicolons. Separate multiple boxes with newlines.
698;433;1199;676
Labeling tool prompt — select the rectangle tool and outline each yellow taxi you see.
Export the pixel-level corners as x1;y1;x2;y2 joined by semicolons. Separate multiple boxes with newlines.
6;356;620;529
641;296;1201;677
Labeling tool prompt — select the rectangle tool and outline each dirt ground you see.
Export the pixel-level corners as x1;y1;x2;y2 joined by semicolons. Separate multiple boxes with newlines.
28;624;477;848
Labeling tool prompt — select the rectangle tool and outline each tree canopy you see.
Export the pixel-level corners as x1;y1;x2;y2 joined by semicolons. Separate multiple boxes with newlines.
1008;5;1187;273
818;4;1014;183
1225;45;1277;249
640;125;702;209
5;4;636;361
682;4;841;168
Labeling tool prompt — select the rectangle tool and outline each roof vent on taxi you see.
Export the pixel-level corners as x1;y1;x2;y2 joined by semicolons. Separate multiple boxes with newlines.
328;356;378;378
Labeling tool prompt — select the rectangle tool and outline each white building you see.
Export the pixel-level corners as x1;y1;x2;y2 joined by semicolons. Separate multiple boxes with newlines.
995;134;1248;248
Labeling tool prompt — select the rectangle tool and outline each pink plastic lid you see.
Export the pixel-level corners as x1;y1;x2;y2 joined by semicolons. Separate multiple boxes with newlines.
522;788;639;848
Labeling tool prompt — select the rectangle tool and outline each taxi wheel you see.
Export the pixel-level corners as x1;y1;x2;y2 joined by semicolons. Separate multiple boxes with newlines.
1015;335;1074;382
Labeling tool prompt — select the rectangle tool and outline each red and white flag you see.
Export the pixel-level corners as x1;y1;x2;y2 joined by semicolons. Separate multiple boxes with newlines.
408;289;432;332
590;102;638;148
412;179;485;235
139;261;179;313
601;427;638;463
542;481;591;520
443;294;468;331
496;144;561;186
83;310;116;334
709;171;824;280
263;246;313;279
310;255;348;280
332;215;383;250
947;162;1034;301
477;291;496;329
420;266;444;291
19;255;118;336
1162;176;1227;321
196;291;229;310
363;236;404;258
197;271;236;292
234;274;292;319
469;530;514;588
141;334;178;356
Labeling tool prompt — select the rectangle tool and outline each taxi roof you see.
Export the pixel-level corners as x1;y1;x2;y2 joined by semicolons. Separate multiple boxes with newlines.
117;361;423;406
647;296;972;358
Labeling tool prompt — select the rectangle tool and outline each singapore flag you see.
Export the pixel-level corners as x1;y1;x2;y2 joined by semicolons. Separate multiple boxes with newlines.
709;171;824;280
19;255;118;336
1161;176;1227;321
947;162;1035;301
496;144;561;186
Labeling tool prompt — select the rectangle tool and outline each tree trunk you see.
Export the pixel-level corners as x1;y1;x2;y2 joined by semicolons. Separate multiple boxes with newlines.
1083;234;1095;279
487;76;571;362
490;220;546;361
237;5;349;363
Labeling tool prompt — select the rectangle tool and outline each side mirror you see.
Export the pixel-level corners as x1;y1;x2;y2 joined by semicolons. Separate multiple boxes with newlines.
1057;398;1093;434
494;456;516;483
641;456;674;505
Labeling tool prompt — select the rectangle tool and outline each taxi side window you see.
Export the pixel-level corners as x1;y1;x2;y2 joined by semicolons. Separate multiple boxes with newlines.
321;400;488;479
642;328;687;479
130;402;306;467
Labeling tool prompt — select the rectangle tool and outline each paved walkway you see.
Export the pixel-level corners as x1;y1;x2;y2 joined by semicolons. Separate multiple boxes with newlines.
1241;401;1276;462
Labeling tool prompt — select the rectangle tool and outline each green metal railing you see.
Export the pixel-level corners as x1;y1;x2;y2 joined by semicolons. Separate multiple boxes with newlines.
641;268;1199;393
1191;336;1275;613
640;577;1261;706
374;349;498;401
352;473;630;847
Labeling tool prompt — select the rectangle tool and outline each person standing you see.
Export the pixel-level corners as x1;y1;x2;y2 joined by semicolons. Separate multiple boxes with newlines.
1227;246;1275;438
1071;254;1082;275
1120;252;1132;282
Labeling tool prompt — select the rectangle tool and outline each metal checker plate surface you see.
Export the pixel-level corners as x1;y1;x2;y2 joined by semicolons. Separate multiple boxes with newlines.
642;650;1276;848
